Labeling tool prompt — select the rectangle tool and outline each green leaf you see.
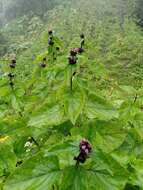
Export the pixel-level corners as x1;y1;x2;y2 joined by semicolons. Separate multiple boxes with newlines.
88;151;128;190
10;94;21;112
64;89;85;125
86;93;119;121
129;159;143;189
60;166;88;190
0;120;30;138
13;136;28;158
94;120;127;153
4;154;61;190
28;105;64;127
0;139;17;177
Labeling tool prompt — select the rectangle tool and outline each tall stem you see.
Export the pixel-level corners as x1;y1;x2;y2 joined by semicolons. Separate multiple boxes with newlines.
70;66;73;91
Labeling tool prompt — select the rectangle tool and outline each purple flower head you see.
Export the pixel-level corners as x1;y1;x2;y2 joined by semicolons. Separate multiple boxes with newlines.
79;139;92;156
78;48;84;54
68;56;77;65
70;49;77;56
74;139;92;165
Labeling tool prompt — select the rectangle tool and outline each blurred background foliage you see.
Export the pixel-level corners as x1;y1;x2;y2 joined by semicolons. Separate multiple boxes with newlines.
0;0;143;85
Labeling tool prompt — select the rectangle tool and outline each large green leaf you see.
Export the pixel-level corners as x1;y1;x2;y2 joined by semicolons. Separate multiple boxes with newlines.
64;89;85;125
44;140;79;169
128;159;143;189
94;120;127;153
4;154;61;190
87;151;128;190
0;138;17;177
28;105;64;127
86;93;119;121
60;166;88;190
87;171;125;190
0;120;30;139
60;151;127;190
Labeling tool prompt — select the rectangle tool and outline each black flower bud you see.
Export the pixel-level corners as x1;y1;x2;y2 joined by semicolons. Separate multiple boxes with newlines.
74;152;86;163
43;57;46;61
40;62;46;68
10;59;16;68
48;39;54;46
80;34;85;39
16;160;23;167
56;47;60;51
48;30;53;35
11;59;16;64
8;73;15;78
9;81;14;87
10;63;16;69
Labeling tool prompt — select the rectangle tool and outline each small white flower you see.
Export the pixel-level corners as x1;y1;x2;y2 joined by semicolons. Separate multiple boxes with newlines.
24;141;32;148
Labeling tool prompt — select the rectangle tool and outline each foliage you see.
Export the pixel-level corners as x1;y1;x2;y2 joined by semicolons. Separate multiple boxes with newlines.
0;26;143;189
0;0;143;189
135;0;143;27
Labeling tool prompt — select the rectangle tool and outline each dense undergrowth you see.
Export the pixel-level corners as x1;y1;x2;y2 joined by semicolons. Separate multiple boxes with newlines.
0;0;143;190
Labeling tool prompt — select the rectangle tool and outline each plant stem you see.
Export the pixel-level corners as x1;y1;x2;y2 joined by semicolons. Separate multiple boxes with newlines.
31;137;40;150
70;65;73;91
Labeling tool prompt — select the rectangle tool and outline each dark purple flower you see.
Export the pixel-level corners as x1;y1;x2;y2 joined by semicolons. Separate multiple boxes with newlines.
74;139;92;165
68;56;77;65
80;139;92;156
74;152;86;163
78;48;84;54
70;49;77;56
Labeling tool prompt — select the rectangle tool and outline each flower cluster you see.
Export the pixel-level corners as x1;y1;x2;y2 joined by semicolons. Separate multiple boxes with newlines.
10;59;16;69
73;47;84;54
68;33;85;65
68;49;78;65
40;57;47;68
8;59;16;87
80;139;92;155
48;30;54;46
74;139;92;164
